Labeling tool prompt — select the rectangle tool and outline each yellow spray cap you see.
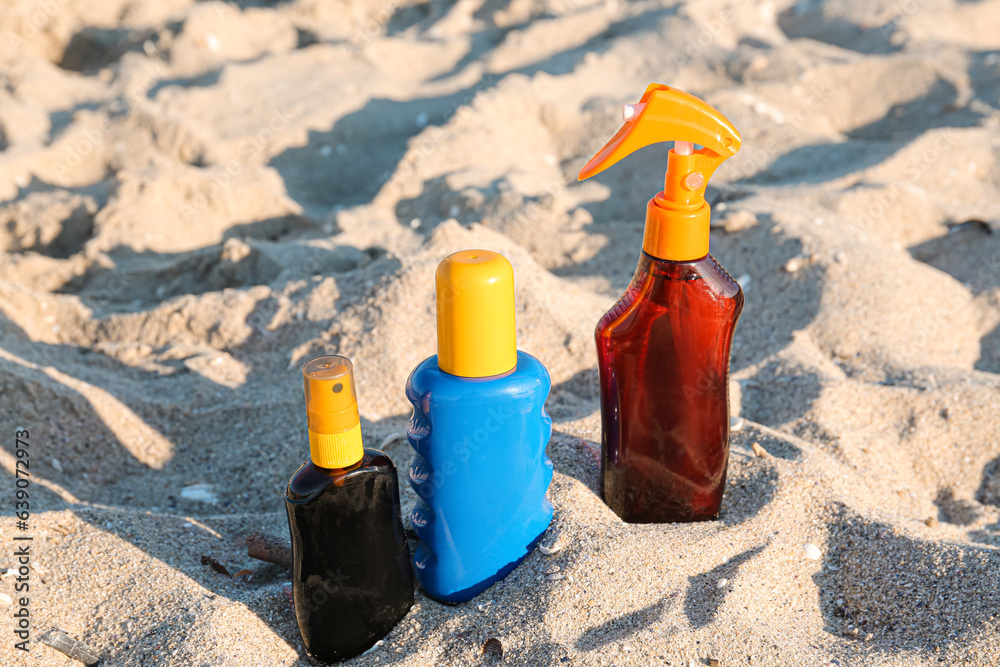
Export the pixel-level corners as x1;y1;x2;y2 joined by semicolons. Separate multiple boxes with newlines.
435;250;517;378
302;355;363;468
578;84;742;261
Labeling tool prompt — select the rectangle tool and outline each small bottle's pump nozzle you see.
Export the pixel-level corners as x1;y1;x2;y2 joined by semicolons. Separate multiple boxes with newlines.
578;84;742;261
303;355;364;468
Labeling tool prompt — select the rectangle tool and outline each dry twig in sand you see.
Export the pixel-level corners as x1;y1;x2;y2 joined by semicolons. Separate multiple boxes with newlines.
40;628;100;666
246;531;293;569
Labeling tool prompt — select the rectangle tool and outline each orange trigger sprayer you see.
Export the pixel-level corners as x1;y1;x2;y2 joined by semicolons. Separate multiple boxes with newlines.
579;83;742;261
578;84;745;523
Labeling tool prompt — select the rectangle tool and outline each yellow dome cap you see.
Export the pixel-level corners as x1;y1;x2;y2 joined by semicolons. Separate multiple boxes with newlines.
302;355;363;468
435;250;517;378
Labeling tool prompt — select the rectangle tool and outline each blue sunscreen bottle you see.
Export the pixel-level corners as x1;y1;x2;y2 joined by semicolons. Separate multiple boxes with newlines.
405;249;553;604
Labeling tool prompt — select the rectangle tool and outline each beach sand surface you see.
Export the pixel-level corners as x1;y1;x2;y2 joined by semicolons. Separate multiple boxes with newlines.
1;0;1000;665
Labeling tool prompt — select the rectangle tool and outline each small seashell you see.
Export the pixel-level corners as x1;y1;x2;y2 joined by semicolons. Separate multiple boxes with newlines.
722;209;757;233
361;640;384;655
0;592;11;606
181;483;218;504
803;543;822;561
752;100;785;124
544;566;561;574
51;458;63;473
481;637;503;659
546;572;565;582
477;603;488;612
751;441;769;458
784;256;804;273
538;540;563;556
716;578;728;589
379;433;404;449
730;416;745;432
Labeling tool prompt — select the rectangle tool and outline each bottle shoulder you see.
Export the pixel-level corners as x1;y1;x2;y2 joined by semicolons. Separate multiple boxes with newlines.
641;253;740;296
407;351;550;401
286;449;396;502
598;252;743;336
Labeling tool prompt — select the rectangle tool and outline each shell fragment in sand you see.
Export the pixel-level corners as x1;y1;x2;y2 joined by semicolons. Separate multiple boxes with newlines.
180;483;218;504
712;209;757;233
784;256;806;273
361;640;384;656
539;539;564;556
379;432;405;448
803;543;822;560
482;637;503;659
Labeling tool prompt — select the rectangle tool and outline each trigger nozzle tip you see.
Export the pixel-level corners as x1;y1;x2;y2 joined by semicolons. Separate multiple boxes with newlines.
674;141;694;156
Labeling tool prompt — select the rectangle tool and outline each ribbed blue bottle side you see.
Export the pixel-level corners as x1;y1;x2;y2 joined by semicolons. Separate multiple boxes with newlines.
405;351;553;603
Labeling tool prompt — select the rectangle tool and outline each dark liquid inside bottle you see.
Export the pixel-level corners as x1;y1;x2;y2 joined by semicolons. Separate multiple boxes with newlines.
597;252;743;523
285;449;414;663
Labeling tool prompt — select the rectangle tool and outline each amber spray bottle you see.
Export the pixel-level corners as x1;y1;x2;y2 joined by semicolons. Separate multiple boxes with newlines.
284;355;414;662
578;84;744;523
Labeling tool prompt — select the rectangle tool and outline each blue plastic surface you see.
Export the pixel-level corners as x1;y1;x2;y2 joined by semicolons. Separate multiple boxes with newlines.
405;350;554;603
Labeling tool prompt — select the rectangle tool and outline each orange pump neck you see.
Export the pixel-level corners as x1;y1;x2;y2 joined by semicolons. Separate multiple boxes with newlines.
578;84;742;262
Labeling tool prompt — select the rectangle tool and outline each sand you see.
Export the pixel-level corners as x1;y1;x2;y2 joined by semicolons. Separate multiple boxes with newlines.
1;0;1000;665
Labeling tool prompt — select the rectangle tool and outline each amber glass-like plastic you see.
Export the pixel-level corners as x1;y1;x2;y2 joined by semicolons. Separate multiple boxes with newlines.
285;449;414;663
596;251;743;523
